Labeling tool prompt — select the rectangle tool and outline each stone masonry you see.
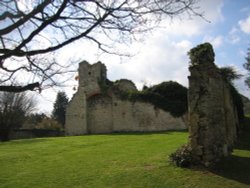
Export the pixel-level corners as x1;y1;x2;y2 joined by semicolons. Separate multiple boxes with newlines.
188;43;239;166
65;61;187;135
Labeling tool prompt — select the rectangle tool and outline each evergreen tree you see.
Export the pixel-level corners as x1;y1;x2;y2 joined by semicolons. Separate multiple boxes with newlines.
243;47;250;88
52;92;69;127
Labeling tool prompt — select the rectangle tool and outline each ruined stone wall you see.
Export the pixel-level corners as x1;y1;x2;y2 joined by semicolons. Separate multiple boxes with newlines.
65;87;88;135
86;95;186;133
79;61;106;97
188;43;239;166
65;61;187;136
87;95;113;134
112;98;186;132
65;61;106;135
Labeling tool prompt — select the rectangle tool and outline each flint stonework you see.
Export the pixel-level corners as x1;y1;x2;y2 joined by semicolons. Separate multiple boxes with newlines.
65;61;187;135
188;43;239;166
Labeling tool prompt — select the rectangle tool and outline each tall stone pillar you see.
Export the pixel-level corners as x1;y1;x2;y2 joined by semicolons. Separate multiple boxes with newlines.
188;43;238;166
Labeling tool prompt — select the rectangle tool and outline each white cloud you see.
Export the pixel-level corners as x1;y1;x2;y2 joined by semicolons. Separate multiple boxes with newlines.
35;0;225;113
157;0;224;38
203;35;223;48
200;0;224;23
227;27;241;44
103;31;192;89
239;15;250;34
17;0;33;12
163;19;203;37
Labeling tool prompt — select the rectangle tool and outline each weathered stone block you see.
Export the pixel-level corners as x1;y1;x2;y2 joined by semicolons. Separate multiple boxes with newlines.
65;61;187;136
188;43;239;166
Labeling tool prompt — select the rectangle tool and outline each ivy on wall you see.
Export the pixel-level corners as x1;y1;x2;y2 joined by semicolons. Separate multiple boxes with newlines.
114;81;188;117
188;43;215;66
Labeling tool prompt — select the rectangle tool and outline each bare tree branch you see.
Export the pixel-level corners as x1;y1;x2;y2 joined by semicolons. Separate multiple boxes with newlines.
0;0;202;92
0;82;40;92
0;0;51;35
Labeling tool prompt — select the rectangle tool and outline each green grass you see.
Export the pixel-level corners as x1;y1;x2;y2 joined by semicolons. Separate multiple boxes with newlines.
245;114;250;118
0;121;250;188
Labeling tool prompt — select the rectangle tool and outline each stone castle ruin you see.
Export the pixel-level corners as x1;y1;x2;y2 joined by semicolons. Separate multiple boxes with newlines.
66;43;241;167
65;61;187;135
187;43;239;166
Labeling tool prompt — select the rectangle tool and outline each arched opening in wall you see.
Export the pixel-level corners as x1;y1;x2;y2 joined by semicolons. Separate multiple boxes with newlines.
87;94;113;134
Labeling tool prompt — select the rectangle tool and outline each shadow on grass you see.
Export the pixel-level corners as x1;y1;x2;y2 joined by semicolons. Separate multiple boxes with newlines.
210;118;250;185
211;155;250;185
236;118;250;150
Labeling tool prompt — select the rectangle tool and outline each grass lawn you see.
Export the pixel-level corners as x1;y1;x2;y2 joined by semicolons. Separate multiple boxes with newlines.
0;121;250;188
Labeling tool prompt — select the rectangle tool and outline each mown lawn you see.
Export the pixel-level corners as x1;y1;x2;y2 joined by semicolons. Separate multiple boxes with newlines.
0;121;250;188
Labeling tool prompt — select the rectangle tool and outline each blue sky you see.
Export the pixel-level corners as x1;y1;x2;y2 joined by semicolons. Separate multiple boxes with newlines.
204;0;249;66
37;0;250;114
200;0;250;95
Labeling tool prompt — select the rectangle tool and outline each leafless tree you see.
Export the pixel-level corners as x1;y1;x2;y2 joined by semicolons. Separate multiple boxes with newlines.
0;0;202;92
0;91;36;141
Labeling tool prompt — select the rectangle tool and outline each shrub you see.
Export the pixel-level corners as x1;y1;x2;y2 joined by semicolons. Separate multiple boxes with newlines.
35;118;62;131
169;145;194;168
115;81;188;117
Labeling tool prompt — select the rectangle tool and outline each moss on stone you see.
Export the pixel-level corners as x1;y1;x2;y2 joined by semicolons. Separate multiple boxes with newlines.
188;43;215;66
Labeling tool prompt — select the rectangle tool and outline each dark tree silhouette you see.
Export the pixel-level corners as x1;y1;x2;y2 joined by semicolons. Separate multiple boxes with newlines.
220;66;242;83
0;91;36;141
0;0;202;92
243;47;250;88
52;91;68;127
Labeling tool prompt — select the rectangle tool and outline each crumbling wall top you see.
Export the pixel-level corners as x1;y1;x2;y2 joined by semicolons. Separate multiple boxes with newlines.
188;43;215;67
188;43;220;78
77;61;107;98
78;61;107;87
114;79;138;92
